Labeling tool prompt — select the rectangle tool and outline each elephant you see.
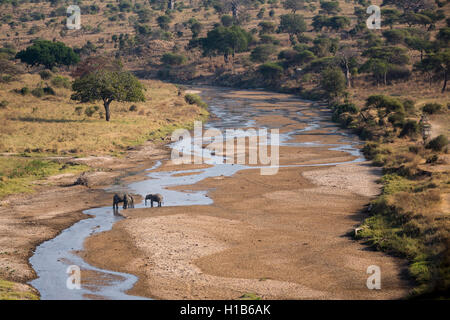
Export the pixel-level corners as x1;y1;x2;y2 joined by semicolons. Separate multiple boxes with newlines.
113;193;135;211
145;193;163;207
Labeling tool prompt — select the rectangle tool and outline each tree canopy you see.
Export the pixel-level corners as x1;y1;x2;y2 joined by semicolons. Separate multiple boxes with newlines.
15;39;79;69
71;70;145;121
200;25;252;62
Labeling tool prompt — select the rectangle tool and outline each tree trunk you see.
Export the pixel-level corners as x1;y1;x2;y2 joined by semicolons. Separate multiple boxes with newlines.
104;100;111;122
442;70;448;93
344;61;351;88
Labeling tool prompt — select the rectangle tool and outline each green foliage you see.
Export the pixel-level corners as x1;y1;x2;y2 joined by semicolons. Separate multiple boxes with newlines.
422;103;442;114
50;75;71;89
426;135;448;152
258;62;283;85
16;40;79;69
157;15;172;31
250;44;277;63
320;67;346;100
200;25;252;61
221;15;234;27
366;95;405;113
71;71;145;121
184;93;207;108
161;52;187;66
278;13;307;37
400;120;420;138
320;1;341;15
38;70;52;80
84;105;99;117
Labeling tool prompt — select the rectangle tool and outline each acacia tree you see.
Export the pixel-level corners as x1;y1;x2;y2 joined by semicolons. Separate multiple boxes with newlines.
71;71;145;121
278;13;307;44
416;49;450;92
381;0;435;13
15;39;79;69
283;0;305;13
200;25;252;71
320;67;346;102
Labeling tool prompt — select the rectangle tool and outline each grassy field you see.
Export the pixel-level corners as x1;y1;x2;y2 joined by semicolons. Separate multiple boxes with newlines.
0;279;38;300
0;73;208;199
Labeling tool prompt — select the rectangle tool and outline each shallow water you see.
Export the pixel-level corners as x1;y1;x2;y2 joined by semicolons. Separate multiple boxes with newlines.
29;87;365;300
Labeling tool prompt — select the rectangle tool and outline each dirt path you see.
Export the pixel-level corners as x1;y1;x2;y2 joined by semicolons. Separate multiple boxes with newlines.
81;89;413;300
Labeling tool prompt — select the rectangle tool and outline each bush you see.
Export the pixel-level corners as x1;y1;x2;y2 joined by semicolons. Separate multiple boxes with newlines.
426;135;448;152
31;87;44;98
422;103;442;115
332;103;359;115
0;100;8;109
184;94;207;108
16;87;30;95
39;70;52;80
161;52;187;66
51;75;71;89
250;44;276;63
129;104;138;112
400;120;420;137
43;86;55;95
74;106;83;115
85;106;99;117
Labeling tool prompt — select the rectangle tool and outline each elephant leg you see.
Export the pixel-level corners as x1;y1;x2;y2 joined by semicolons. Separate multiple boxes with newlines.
151;201;153;208
158;202;161;207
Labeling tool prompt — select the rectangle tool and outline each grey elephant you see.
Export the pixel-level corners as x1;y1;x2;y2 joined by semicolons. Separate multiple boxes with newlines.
145;193;163;207
113;193;135;211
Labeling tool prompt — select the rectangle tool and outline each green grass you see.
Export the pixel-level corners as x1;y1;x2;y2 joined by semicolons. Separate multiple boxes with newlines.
0;279;38;300
239;292;262;300
0;157;88;199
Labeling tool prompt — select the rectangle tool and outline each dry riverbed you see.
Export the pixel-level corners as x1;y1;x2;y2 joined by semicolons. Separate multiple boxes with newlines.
81;89;413;300
0;141;170;299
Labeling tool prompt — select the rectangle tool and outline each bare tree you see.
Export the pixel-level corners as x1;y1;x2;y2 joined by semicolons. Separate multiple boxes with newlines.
337;47;358;89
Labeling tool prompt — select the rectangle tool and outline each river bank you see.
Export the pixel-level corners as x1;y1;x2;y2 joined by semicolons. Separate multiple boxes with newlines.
0;139;173;299
81;88;413;299
0;80;208;299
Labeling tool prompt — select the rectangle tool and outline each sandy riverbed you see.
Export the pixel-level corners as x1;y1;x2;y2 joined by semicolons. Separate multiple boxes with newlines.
81;89;412;300
0;140;170;297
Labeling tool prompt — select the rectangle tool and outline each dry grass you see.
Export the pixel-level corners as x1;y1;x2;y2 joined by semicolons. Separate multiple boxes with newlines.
0;74;207;155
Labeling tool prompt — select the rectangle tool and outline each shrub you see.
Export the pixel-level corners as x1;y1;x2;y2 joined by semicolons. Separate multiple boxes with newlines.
17;87;30;95
161;52;187;66
184;94;207;108
85;106;99;117
51;75;71;89
332;103;359;115
31;87;44;98
0;100;8;109
74;106;83;115
39;70;52;80
129;104;138;112
426;135;448;152
400;120;420;137
250;44;276;63
422;103;442;115
43;86;55;95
